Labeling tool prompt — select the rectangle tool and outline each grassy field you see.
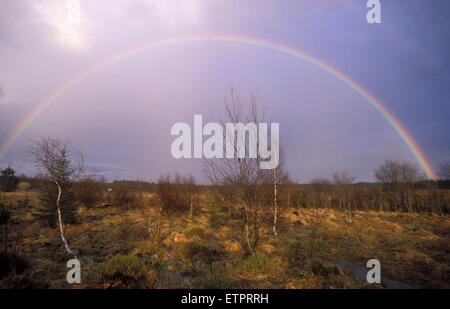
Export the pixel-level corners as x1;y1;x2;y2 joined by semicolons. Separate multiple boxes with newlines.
0;191;449;289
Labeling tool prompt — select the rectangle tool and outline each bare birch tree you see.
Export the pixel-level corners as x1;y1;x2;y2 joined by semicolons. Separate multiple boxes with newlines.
273;165;278;236
333;170;355;222
203;87;272;255
271;147;289;236
30;137;85;257
375;160;421;212
184;175;197;217
307;179;331;258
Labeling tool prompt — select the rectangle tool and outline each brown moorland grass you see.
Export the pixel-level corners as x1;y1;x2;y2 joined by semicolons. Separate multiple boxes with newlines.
0;191;448;288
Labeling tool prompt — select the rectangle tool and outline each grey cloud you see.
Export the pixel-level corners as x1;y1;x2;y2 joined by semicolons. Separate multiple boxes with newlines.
0;0;448;182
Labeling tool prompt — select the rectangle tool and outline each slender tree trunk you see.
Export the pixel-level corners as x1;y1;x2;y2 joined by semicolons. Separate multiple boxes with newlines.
55;180;76;257
347;199;352;223
287;187;291;208
243;201;254;256
189;195;193;217
160;198;164;215
379;184;383;212
273;168;278;236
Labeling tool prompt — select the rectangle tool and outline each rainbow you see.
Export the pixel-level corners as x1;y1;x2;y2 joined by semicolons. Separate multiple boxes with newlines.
0;33;437;179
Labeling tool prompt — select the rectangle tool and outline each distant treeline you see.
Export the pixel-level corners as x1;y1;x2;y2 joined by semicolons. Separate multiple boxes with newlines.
5;174;450;192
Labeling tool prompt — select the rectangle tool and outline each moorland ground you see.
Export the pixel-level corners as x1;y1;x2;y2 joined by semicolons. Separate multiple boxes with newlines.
0;190;449;289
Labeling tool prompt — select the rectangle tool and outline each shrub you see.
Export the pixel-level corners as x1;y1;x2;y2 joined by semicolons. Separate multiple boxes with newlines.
75;179;104;207
209;212;229;229
34;177;77;227
179;241;218;264
140;209;168;245
111;186;141;209
285;241;306;268
238;255;278;277
0;167;18;192
157;175;191;214
99;254;150;288
17;182;31;192
132;243;161;262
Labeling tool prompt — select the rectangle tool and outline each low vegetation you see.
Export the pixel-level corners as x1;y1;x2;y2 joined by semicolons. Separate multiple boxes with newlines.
0;179;448;288
0;135;448;289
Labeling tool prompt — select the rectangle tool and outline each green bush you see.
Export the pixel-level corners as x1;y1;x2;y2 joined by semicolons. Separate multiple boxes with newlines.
209;212;228;229
99;254;149;287
17;182;31;192
285;241;306;268
34;178;78;227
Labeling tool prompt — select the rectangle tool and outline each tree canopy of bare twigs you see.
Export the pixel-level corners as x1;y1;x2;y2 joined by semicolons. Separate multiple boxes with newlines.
333;170;355;222
202;88;275;255
374;160;422;212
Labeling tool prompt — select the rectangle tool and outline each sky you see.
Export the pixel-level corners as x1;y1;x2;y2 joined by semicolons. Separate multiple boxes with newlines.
0;0;449;183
